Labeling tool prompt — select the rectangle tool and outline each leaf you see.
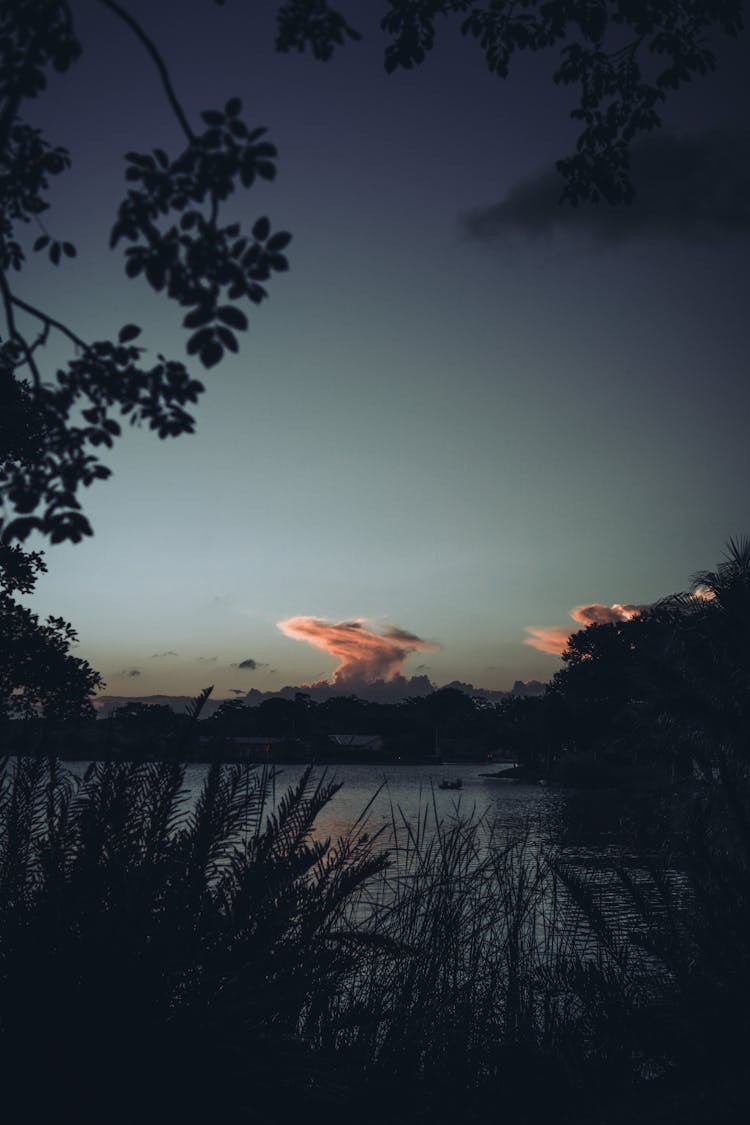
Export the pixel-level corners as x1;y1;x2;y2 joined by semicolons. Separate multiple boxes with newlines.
145;260;165;290
1;516;44;544
33;235;50;251
62;242;77;258
118;324;142;343
216;326;238;353
184;306;214;329
200;339;223;368
216;306;248;331
267;231;292;252
187;328;212;355
252;216;271;241
225;96;242;117
201;109;224;126
50;242;61;265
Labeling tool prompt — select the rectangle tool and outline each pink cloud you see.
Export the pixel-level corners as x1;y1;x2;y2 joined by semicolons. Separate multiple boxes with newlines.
570;602;646;627
522;626;573;656
277;617;437;684
524;602;650;656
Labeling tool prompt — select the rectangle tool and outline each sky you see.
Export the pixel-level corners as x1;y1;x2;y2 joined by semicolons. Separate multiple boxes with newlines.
15;1;750;704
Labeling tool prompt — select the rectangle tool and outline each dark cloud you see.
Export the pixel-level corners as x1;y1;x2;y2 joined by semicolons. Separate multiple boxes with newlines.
229;688;245;695
243;673;438;705
463;129;750;246
150;651;178;658
116;668;141;678
442;679;509;703
510;680;546;697
231;658;269;671
197;656;218;663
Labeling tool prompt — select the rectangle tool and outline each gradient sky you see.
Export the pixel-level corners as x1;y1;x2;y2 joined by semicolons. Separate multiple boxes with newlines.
16;2;750;701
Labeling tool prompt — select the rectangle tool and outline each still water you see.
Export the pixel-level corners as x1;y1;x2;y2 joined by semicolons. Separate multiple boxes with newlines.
180;759;564;845
65;757;675;941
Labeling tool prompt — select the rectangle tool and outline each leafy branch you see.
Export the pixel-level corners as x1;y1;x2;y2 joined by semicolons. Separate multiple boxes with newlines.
0;2;291;546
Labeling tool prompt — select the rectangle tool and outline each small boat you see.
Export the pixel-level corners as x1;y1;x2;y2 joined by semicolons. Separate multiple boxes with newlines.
479;768;520;782
438;777;462;790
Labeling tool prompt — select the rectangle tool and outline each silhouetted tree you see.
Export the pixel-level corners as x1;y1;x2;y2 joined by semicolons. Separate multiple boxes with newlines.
542;539;750;778
1;1;291;549
3;2;744;547
0;543;101;721
278;0;744;204
208;697;254;733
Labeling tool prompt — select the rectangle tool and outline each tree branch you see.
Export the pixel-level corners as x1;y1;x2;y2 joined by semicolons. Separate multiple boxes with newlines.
10;293;87;352
0;269;42;387
97;0;196;143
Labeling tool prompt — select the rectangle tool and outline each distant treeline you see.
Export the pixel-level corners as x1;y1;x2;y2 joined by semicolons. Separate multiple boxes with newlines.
6;540;750;785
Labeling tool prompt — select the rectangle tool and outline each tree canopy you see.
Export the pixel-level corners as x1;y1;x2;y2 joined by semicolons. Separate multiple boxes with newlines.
1;0;743;548
0;543;101;720
278;0;744;204
1;0;292;548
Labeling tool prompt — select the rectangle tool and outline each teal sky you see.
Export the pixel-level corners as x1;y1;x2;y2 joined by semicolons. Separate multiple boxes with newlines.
17;2;750;702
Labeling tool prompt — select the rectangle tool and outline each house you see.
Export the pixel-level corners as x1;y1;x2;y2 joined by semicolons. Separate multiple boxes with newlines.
327;734;384;753
198;735;282;762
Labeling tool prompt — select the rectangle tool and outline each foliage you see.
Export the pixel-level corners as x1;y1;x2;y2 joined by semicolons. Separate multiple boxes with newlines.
0;542;101;721
2;2;744;547
1;1;290;548
544;538;750;778
278;0;744;204
204;683;508;758
0;739;749;1121
0;755;390;1122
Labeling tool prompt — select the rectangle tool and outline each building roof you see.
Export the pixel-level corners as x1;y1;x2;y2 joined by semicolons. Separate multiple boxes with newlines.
328;734;382;748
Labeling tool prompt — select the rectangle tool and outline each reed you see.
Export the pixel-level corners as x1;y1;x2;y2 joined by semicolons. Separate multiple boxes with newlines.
0;745;747;1124
0;752;390;1122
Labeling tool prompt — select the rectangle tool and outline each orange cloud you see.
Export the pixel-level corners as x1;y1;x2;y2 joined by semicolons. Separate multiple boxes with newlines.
524;602;649;656
277;617;437;683
570;602;646;628
522;626;573;656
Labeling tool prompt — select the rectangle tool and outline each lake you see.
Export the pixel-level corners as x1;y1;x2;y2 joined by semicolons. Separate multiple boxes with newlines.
180;759;565;845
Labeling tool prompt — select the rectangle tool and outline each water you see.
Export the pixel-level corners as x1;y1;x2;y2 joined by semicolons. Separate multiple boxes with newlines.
63;757;682;959
179;759;565;845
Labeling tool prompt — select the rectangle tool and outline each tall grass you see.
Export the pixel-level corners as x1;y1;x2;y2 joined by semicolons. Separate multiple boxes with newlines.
0;752;747;1124
0;754;390;1122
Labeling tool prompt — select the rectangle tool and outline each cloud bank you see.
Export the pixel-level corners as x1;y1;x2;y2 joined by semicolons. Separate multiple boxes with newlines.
524;602;649;656
463;129;750;246
277;617;437;685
